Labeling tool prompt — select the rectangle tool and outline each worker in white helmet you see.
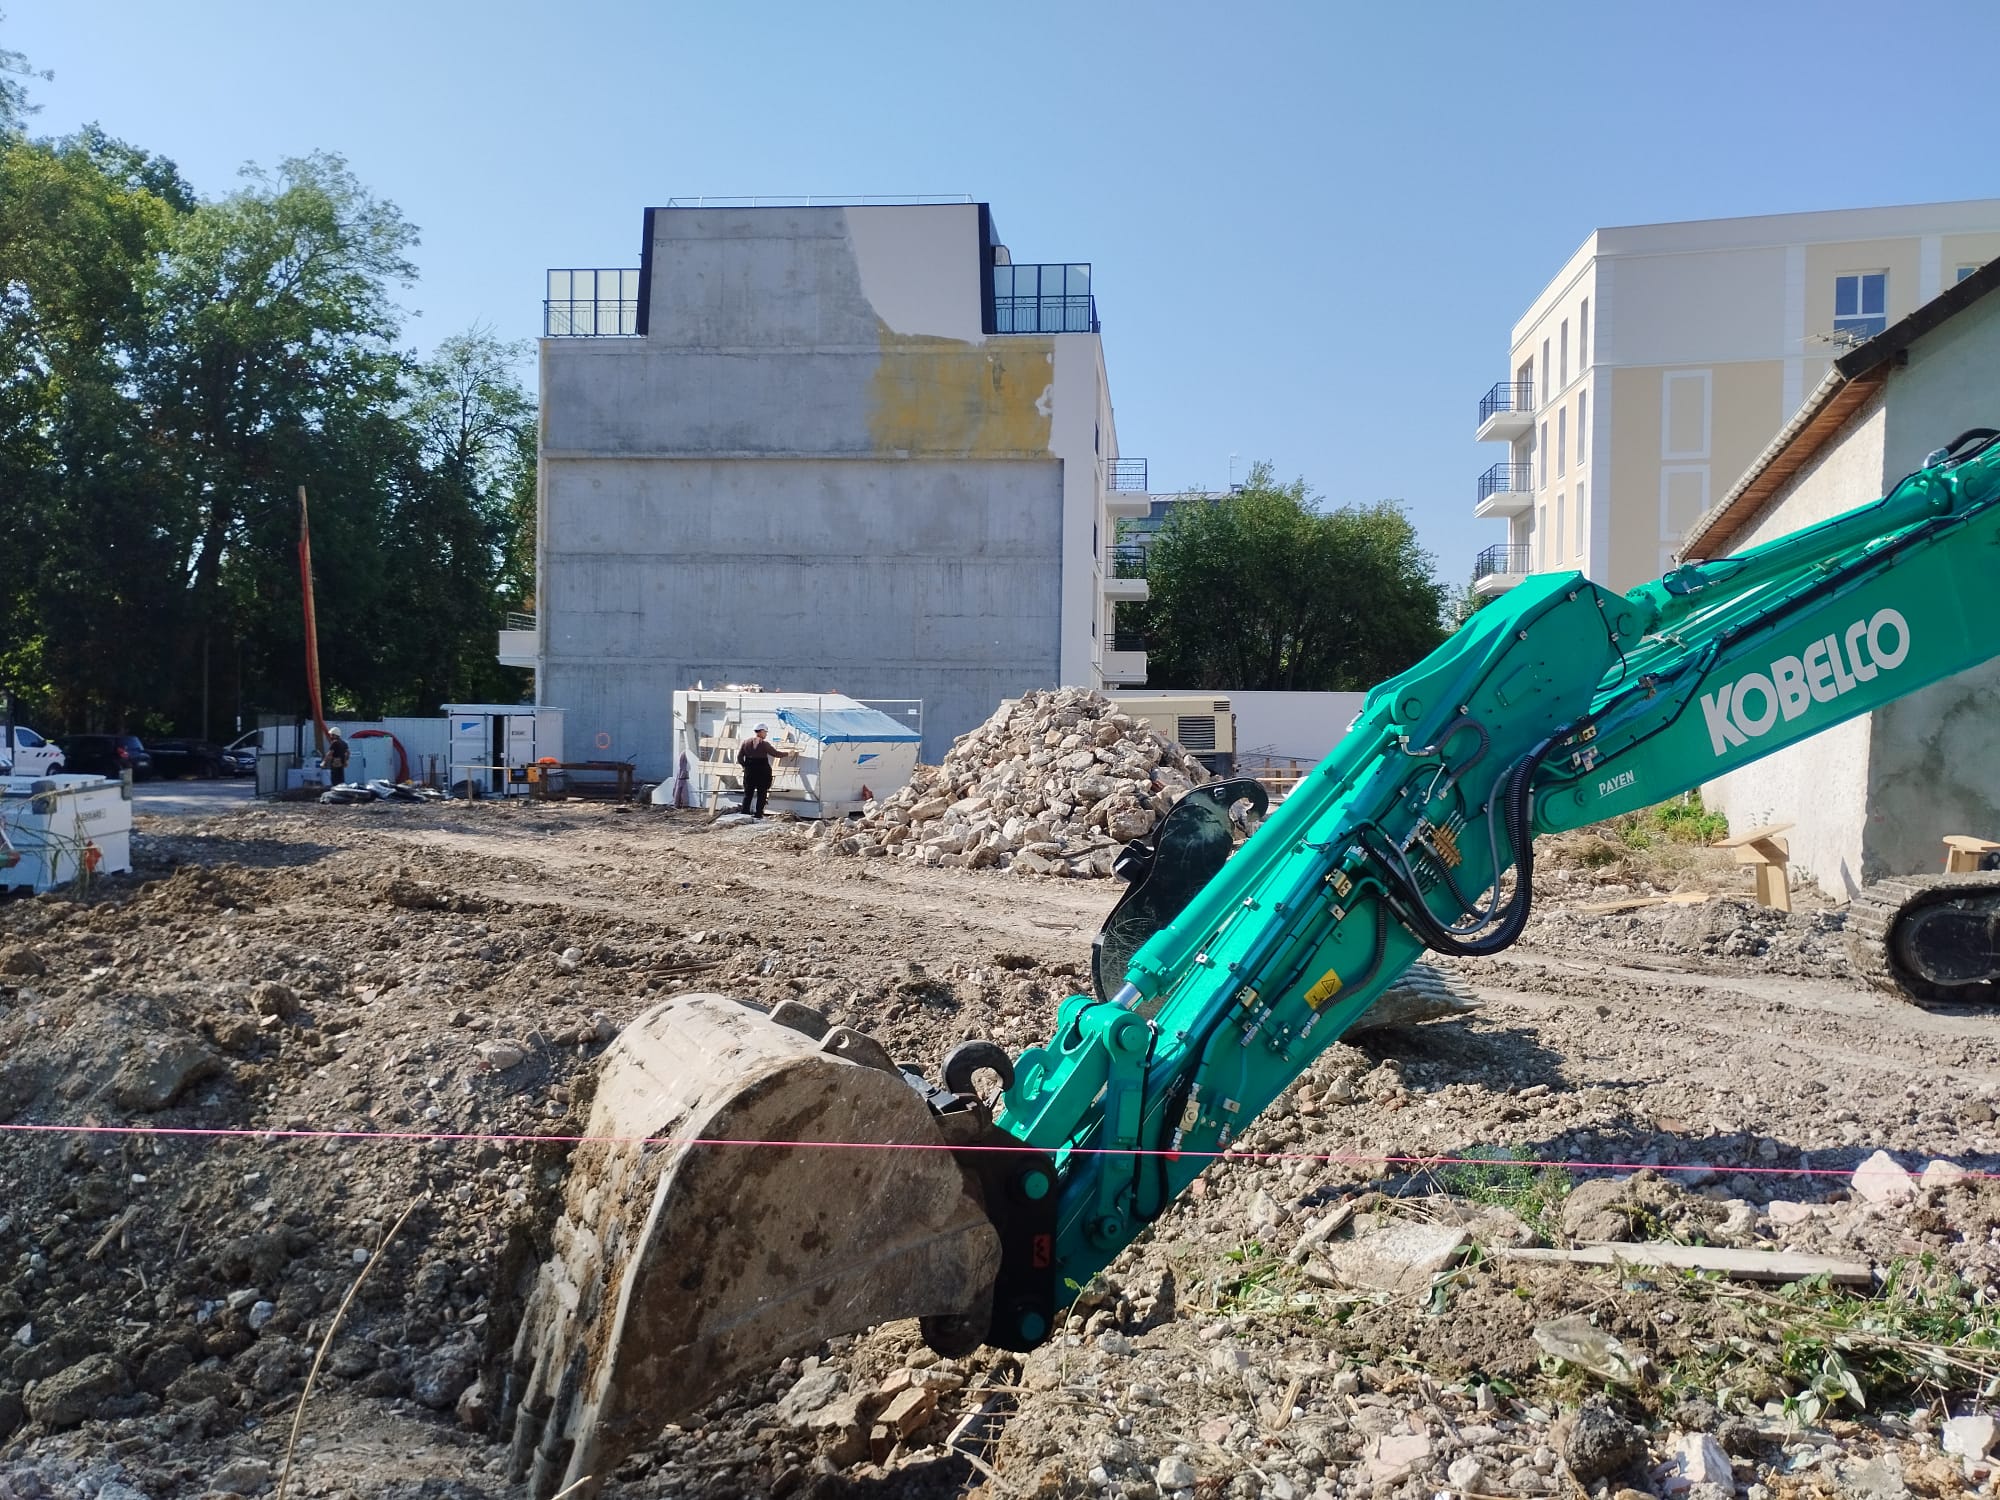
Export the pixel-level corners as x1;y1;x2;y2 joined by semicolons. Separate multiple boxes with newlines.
735;723;794;818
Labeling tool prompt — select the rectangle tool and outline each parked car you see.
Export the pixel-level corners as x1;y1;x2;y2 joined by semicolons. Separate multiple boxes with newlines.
146;738;227;779
58;734;153;780
222;729;261;777
1;725;65;777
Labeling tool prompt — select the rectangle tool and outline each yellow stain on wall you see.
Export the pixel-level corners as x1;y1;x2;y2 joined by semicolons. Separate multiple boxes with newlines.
867;324;1056;457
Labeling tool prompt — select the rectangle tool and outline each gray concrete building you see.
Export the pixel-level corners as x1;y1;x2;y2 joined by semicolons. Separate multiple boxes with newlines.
1682;257;2000;895
516;198;1152;775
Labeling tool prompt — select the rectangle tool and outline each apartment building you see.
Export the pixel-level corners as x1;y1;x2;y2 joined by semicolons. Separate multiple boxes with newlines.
1470;199;2000;596
515;198;1150;774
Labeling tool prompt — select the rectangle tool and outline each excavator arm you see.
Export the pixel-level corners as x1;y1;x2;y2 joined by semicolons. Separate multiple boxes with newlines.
506;432;2000;1496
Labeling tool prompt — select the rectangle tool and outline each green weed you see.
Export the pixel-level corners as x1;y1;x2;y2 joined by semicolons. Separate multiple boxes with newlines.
1437;1148;1572;1240
1606;791;1729;851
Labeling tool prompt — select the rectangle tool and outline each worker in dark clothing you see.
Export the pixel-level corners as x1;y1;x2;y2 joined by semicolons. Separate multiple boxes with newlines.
323;727;350;786
736;723;793;818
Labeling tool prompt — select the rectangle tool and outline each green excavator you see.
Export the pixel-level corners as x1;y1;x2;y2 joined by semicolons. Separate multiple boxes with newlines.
502;430;2000;1497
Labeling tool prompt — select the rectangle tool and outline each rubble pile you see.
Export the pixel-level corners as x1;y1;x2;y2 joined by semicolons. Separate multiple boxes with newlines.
813;687;1212;877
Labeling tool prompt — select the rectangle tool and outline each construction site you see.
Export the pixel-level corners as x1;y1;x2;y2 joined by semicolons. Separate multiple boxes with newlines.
6;74;2000;1500
3;655;2000;1500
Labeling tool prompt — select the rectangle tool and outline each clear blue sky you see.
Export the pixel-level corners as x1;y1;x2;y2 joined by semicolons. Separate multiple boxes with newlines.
9;1;1999;584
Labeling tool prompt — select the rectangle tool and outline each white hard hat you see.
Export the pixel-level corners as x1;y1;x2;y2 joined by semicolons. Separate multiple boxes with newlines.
754;723;769;732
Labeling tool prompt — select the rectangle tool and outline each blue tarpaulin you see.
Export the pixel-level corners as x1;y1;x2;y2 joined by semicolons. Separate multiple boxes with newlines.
775;705;922;745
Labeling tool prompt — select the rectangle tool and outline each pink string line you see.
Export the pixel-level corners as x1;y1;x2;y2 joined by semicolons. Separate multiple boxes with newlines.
0;1121;1990;1181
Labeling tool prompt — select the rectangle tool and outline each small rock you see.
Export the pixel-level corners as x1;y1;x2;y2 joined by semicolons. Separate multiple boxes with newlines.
1920;1159;1969;1190
1767;1200;1820;1226
456;1376;490;1430
1155;1454;1196;1489
249;981;300;1020
1851;1149;1915;1205
1564;1396;1645;1484
0;946;47;976
1448;1455;1485;1489
1366;1432;1432;1482
210;1456;274;1495
111;1037;223;1111
246;1300;276;1332
26;1352;131;1428
1943;1413;1998;1459
475;1039;528;1070
1664;1431;1733;1491
409;1338;480;1411
776;1365;846;1423
1209;1344;1252;1375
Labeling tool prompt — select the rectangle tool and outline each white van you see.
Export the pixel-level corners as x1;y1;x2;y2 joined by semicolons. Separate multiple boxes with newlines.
0;726;65;777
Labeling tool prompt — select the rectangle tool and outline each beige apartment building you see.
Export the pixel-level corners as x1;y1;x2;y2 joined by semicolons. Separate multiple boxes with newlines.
1471;199;2000;596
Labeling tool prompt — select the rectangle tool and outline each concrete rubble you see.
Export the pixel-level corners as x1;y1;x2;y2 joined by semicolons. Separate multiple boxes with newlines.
811;687;1211;877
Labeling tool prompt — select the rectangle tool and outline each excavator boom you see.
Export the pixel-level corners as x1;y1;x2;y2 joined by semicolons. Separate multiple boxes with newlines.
506;430;2000;1497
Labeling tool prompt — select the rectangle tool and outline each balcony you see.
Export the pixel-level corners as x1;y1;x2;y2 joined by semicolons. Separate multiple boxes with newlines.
498;611;537;668
1474;462;1534;519
1103;545;1149;601
1475;379;1535;442
1471;544;1531;597
991;262;1098;334
545;269;641;337
1102;631;1148;686
1106;458;1152;518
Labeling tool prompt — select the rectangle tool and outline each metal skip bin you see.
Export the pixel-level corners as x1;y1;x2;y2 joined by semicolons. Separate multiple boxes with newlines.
0;775;135;892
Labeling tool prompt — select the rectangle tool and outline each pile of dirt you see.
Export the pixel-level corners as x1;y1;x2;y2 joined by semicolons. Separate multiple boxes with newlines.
809;688;1211;877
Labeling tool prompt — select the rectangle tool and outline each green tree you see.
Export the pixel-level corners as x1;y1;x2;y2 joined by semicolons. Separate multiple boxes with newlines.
377;328;535;709
0;128;184;727
1135;463;1447;691
141;151;418;731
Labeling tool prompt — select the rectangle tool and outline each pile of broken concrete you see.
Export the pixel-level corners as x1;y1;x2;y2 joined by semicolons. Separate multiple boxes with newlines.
814;687;1210;878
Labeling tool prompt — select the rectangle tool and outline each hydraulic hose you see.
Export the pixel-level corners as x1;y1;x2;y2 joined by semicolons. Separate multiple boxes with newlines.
1373;738;1551;959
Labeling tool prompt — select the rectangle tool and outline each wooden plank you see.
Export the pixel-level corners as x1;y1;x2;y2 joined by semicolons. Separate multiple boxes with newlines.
1713;822;1793;850
1497;1243;1870;1285
1576;891;1711;916
1943;835;2000;851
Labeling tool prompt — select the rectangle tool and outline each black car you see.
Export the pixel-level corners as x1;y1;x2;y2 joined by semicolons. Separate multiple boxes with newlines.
59;734;154;780
146;738;228;779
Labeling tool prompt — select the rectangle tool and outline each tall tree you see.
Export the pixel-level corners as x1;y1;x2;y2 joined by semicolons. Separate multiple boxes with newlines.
1134;464;1447;691
142;152;417;732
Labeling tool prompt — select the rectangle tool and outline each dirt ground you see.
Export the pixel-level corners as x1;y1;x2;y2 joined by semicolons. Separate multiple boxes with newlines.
3;798;1999;1500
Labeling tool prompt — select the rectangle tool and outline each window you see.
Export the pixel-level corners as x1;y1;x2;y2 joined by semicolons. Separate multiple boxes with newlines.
1574;484;1586;561
1834;271;1887;339
1559;320;1569;389
1576;391;1587;465
15;727;41;746
1554;492;1565;562
1957;263;1985;284
1540;339;1551;406
1538;421;1548;488
1579;298;1590;366
1557;408;1567;477
1536;504;1547;567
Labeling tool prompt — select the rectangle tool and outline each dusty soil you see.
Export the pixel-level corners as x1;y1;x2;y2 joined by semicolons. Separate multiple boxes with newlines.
2;800;1998;1500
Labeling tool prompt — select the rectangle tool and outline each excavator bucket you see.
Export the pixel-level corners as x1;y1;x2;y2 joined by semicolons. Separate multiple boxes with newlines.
503;994;1005;1500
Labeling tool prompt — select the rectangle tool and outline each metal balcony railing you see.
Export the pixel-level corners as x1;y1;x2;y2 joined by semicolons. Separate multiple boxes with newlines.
1109;632;1148;654
1105;545;1148;579
1107;458;1148;491
1476;463;1534;505
504;611;536;632
1473;544;1532;581
545;268;641;337
1478;379;1534;423
991;263;1098;334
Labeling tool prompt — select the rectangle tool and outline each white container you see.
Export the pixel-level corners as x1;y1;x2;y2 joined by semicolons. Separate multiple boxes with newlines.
0;774;134;892
660;690;922;817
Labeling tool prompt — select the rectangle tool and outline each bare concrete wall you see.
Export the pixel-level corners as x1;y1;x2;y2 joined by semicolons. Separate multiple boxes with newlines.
1702;286;2000;891
1862;287;2000;878
541;457;1061;771
537;203;1108;779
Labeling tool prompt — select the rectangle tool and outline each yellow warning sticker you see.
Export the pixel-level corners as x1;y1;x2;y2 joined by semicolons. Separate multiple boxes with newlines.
1303;968;1343;1010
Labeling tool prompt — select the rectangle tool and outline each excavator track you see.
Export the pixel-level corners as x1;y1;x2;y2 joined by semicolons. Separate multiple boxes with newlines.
1845;871;2000;1005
